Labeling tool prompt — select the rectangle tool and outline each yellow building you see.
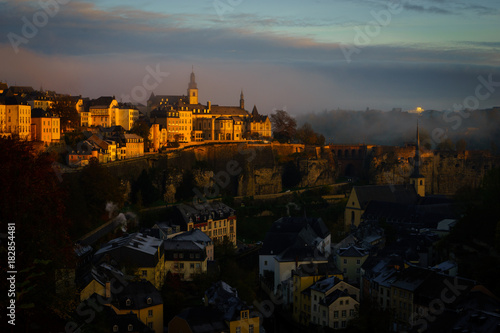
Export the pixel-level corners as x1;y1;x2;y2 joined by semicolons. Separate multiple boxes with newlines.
205;281;260;333
27;96;54;111
110;280;163;333
175;202;237;246
164;240;208;281
0;96;31;140
336;245;369;284
121;133;144;158
148;71;272;143
291;263;343;324
30;109;60;143
344;185;418;228
93;233;165;290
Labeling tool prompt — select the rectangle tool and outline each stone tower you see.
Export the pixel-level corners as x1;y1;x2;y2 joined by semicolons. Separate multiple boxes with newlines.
240;89;244;109
187;68;198;105
410;121;425;196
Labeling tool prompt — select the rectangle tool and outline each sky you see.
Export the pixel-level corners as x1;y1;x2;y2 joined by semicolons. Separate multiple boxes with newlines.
1;0;500;115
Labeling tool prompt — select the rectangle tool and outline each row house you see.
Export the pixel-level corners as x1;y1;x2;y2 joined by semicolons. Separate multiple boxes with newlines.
148;71;272;147
30;108;61;143
93;233;165;290
77;97;138;130
259;217;331;294
172;202;238;246
361;259;477;332
163;239;208;281
0;95;32;140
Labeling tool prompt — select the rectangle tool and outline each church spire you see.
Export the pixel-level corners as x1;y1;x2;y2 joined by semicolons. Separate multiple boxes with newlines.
410;119;425;196
240;89;244;109
187;67;198;104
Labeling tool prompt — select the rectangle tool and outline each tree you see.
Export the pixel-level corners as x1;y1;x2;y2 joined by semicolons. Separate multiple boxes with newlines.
49;96;79;132
270;110;297;143
130;119;151;150
295;122;326;146
77;158;125;226
0;137;74;330
456;138;467;151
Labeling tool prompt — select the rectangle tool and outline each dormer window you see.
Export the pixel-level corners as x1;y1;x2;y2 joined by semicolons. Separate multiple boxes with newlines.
125;298;131;306
128;324;133;331
147;297;152;305
113;325;119;332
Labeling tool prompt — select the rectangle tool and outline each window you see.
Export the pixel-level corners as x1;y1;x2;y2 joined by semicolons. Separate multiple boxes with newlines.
148;322;153;329
113;325;119;332
350;309;355;316
342;310;347;317
340;300;343;305
142;270;147;277
342;321;346;328
180;263;184;269
334;322;339;328
343;259;347;264
126;298;131;306
236;327;241;333
357;259;361;265
249;324;254;333
148;309;153;317
190;263;194;269
128;324;133;331
334;311;339;318
147;297;152;305
346;300;349;305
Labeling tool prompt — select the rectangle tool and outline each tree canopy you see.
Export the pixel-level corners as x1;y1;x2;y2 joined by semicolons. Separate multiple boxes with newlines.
270;110;297;143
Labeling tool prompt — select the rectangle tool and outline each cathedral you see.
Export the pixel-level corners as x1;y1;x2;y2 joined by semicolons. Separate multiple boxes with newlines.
148;70;271;147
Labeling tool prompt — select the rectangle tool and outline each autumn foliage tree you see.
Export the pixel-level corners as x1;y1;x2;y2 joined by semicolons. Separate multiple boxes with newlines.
0;137;74;330
270;109;297;143
49;95;79;132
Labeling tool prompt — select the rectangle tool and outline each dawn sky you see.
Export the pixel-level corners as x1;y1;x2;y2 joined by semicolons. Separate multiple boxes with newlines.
1;0;499;115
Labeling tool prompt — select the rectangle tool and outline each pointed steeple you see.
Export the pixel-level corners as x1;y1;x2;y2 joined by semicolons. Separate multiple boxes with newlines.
240;89;244;109
187;67;198;104
412;120;422;178
188;67;197;90
410;120;425;196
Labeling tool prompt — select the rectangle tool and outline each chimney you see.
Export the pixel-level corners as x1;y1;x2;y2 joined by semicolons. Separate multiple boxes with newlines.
105;281;111;299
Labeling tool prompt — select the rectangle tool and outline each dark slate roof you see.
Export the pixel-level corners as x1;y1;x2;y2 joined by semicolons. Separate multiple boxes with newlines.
0;95;29;105
94;233;163;268
319;289;356;307
310;276;342;293
89;299;154;333
260;217;330;256
8;86;34;94
210;105;250;117
391;266;434;292
173;203;236;229
172;229;212;244
338;245;368;258
90;96;115;107
31;108;55;118
354;184;418;209
174;306;229;333
294;262;342;277
205;281;249;322
111;280;163;310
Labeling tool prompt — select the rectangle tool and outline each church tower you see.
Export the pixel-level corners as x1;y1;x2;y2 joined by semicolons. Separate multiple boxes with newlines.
240;89;244;109
187;68;198;105
410;121;425;196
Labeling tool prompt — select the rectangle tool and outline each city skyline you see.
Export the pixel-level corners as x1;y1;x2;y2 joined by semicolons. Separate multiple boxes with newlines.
1;0;499;115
